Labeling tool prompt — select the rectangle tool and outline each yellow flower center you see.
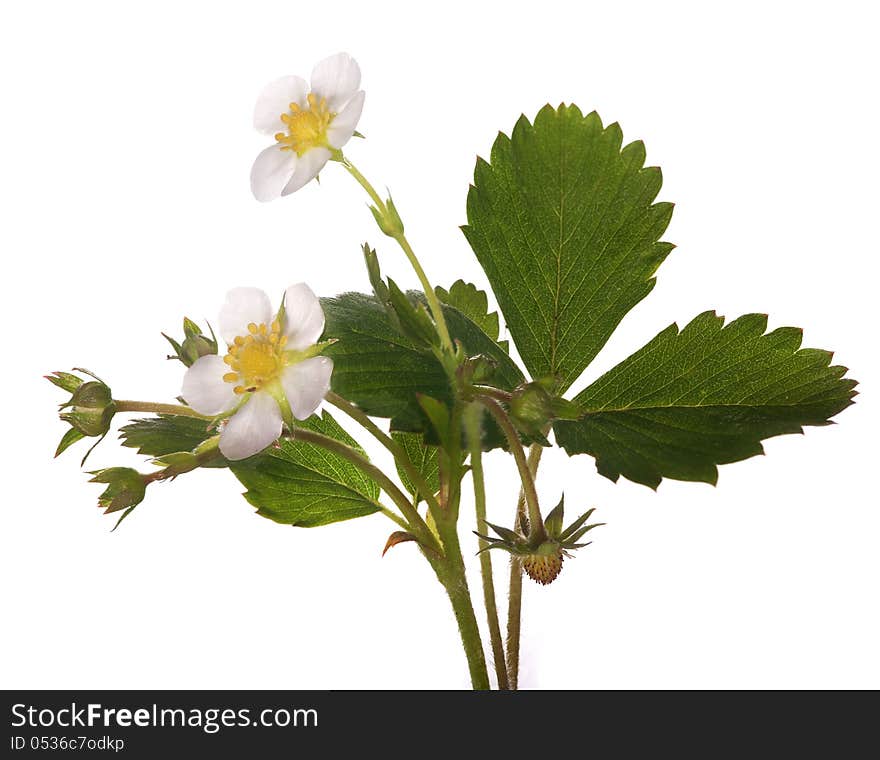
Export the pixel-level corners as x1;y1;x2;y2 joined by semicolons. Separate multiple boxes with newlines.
222;320;287;394
275;93;335;156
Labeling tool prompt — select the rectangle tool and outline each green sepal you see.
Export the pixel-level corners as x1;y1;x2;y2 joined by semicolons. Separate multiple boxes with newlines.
88;467;146;514
55;427;86;458
363;244;391;306
45;371;84;393
57;376;116;438
387;278;438;348
163;317;218;367
543;495;565;537
485;521;523;544
499;377;579;441
385;196;404;235
558;508;597;542
566;523;605;544
151;451;198;471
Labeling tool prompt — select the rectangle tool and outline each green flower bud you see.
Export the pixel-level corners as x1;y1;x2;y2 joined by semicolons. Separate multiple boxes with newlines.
163;317;218;367
369;196;405;237
457;353;498;386
58;379;116;437
507;380;582;437
508;381;556;437
88;467;147;514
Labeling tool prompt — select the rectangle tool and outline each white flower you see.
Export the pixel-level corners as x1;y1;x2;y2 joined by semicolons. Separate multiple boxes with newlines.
181;284;333;460
251;52;364;202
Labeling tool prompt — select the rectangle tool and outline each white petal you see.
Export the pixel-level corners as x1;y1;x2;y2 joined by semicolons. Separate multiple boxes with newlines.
219;391;282;460
281;147;330;195
281;356;333;420
310;52;361;111
251;144;297;202
181;355;237;416
253;75;308;135
218;287;273;344
326;90;364;149
282;283;325;350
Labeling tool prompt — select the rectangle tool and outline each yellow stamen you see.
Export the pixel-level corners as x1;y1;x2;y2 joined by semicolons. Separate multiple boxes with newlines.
222;317;290;395
275;92;336;156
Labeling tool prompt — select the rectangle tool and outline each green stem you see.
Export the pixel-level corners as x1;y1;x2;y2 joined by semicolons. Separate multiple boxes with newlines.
378;506;410;531
465;404;509;689
429;518;491;690
287;428;441;556
296;413;488;686
472;385;512;403
476;396;546;542
505;442;544;690
339;157;453;353
115;400;210;419
326;391;442;518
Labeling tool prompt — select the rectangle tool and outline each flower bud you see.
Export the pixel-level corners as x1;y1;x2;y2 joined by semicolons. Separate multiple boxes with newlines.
58;379;116;437
457;353;498;386
163;317;218;367
508;380;582;438
508;381;556;437
369;196;405;238
89;467;147;514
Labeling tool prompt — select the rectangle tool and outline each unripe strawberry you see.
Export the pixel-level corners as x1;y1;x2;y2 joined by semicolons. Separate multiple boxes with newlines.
522;547;564;585
475;498;604;587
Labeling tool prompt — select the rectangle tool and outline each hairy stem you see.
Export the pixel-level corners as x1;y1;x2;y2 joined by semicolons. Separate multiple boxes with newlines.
465;404;509;689
340;157;453;352
476;396;546;542
429;518;491;690
506;442;544;690
378;506;410;531
115;400;209;419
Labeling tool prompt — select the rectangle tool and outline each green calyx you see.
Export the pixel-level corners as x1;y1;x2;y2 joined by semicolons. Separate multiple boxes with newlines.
88;467;146;514
474;496;603;585
49;368;116;450
507;379;580;440
163;317;218;367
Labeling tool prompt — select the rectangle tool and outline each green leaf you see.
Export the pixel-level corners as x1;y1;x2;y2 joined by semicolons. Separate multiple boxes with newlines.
230;411;382;527
119;415;225;467
436;280;508;351
554;312;857;488
392;431;440;503
321;292;524;435
463;104;673;391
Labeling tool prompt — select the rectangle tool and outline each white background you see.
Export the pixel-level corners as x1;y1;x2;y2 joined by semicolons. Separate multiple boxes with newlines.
1;1;878;689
